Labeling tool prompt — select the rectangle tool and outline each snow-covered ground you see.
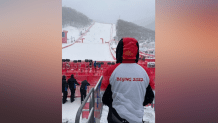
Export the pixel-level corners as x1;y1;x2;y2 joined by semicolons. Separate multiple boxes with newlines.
110;42;117;49
62;24;93;47
100;106;155;123
62;26;80;44
62;98;81;123
112;24;116;38
62;22;155;123
143;106;155;123
62;98;155;123
82;22;111;43
62;22;115;61
62;43;114;61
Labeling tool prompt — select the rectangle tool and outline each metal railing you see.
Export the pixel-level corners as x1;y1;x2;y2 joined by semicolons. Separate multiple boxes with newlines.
75;76;103;123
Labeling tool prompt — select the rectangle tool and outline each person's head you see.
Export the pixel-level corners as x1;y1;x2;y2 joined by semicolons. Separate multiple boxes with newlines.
116;37;139;63
62;75;66;80
71;74;74;78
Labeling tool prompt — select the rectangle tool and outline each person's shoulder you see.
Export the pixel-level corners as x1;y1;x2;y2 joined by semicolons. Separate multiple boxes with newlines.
138;64;148;71
101;63;120;91
105;63;120;74
68;78;73;82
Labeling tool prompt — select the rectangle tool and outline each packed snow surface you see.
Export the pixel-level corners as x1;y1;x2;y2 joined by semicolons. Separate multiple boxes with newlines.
62;26;80;44
82;22;112;43
62;24;92;47
62;43;114;61
62;22;115;61
62;98;155;123
62;98;81;123
100;106;155;123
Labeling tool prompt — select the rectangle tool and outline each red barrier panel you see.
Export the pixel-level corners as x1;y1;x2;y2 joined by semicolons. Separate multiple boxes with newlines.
87;76;101;86
62;59;155;97
82;103;90;119
63;61;153;76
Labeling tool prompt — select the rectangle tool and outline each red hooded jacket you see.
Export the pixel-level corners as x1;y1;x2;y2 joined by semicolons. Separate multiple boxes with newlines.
101;37;154;123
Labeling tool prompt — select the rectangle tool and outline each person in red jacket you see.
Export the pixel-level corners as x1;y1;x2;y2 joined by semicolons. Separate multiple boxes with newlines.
101;37;154;123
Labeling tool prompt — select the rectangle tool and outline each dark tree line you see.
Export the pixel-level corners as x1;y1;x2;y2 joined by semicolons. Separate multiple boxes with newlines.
62;7;92;28
116;19;155;42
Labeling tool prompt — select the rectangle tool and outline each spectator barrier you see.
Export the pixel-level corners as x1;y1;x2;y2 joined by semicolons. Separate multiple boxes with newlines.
75;76;103;123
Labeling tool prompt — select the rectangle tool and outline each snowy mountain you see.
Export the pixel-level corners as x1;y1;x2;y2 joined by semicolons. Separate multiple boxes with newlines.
145;21;155;31
62;7;92;28
116;19;155;42
133;18;155;31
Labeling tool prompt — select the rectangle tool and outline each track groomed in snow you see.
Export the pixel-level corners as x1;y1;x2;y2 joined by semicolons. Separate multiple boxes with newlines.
62;22;115;61
62;43;114;61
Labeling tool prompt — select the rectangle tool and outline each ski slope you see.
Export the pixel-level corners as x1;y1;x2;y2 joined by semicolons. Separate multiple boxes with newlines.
82;22;112;43
62;22;115;61
62;26;80;44
62;43;114;61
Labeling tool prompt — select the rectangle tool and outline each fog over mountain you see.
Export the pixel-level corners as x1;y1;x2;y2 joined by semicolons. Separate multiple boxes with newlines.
133;18;155;31
116;19;155;42
62;7;92;28
62;0;155;24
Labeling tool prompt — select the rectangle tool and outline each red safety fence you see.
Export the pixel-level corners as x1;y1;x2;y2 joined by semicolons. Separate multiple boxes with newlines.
62;59;155;92
62;22;95;49
82;103;90;119
108;42;116;60
62;60;154;76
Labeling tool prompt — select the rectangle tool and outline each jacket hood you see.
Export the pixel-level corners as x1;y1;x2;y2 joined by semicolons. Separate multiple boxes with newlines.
62;75;66;80
116;37;139;63
71;74;74;78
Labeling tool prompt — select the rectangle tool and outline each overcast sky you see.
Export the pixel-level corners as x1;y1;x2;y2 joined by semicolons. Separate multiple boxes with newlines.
62;0;155;24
